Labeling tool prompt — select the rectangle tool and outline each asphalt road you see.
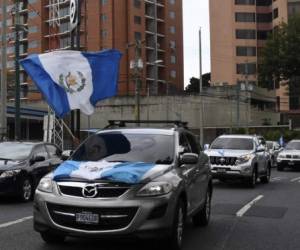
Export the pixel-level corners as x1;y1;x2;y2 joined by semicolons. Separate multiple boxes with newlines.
1;169;300;250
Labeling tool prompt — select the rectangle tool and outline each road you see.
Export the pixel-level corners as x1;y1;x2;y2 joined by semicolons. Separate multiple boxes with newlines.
1;169;300;250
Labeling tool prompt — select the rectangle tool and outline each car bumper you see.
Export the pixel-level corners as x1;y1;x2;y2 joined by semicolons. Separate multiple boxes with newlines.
277;159;300;167
211;163;252;179
33;188;177;239
0;176;19;196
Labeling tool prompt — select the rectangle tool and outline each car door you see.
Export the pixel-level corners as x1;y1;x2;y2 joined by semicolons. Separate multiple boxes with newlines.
255;138;267;174
178;132;199;212
45;144;62;171
30;145;51;187
185;132;209;208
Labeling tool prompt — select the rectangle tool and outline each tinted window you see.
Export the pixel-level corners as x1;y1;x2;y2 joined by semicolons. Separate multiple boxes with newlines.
0;142;34;160
236;46;256;56
211;138;254;150
235;0;255;5
179;133;191;153
285;141;300;150
236;29;256;39
185;133;199;154
33;145;49;159
46;145;59;157
72;132;174;164
257;13;272;23
235;12;256;22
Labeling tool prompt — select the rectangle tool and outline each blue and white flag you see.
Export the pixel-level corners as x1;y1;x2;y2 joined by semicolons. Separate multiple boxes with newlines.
279;136;284;147
53;160;159;184
20;49;122;117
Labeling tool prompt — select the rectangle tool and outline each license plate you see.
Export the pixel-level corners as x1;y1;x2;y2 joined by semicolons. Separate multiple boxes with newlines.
288;161;295;165
217;168;226;173
76;212;99;225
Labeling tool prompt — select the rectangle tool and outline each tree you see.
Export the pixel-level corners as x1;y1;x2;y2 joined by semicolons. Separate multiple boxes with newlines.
259;15;300;89
185;73;211;93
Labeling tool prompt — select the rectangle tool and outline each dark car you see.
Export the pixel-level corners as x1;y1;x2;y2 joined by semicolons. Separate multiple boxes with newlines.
34;124;212;250
0;141;62;202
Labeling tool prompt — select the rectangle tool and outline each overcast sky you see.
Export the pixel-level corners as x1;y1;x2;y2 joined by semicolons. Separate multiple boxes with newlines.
183;0;210;86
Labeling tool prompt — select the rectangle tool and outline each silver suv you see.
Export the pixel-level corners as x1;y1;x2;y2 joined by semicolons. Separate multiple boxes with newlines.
34;126;212;250
205;135;271;187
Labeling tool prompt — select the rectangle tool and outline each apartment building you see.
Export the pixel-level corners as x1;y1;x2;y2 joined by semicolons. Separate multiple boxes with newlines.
210;0;300;112
0;0;184;102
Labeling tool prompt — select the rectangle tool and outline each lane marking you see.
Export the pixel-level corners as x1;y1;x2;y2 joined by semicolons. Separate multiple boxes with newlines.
271;177;282;181
291;177;300;182
0;216;33;229
236;195;264;217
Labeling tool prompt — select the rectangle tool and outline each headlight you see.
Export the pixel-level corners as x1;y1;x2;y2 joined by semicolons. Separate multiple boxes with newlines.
137;182;173;197
236;154;252;165
0;169;21;178
37;177;53;193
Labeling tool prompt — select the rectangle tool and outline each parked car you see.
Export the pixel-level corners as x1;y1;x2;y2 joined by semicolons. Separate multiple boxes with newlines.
266;141;282;167
277;140;300;171
34;125;212;250
0;141;62;202
205;135;271;187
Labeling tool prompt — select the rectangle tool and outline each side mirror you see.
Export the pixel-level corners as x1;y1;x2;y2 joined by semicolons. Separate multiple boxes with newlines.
256;145;265;153
180;153;199;165
204;144;210;150
31;155;46;164
61;150;72;161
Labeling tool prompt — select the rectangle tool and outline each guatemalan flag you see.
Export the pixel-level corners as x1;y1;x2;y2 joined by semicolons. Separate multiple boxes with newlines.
20;49;122;118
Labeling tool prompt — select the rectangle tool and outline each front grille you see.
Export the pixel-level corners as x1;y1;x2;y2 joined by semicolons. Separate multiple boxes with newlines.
286;155;292;158
47;203;138;231
210;156;237;166
58;185;129;198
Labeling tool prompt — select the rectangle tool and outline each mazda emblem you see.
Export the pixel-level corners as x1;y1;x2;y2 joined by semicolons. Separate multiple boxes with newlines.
82;184;98;198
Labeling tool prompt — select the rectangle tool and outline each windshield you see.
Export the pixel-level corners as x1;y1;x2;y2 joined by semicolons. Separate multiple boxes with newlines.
72;132;174;164
0;142;34;160
285;141;300;150
267;142;273;150
211;137;254;150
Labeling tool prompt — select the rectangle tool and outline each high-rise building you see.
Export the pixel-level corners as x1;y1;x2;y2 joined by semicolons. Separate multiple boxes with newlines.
1;0;184;102
210;0;300;112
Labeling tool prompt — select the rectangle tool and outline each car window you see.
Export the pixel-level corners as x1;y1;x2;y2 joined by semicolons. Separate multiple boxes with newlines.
72;132;175;165
0;142;34;161
211;137;254;150
285;141;300;150
32;145;49;159
185;133;199;154
179;133;191;153
46;145;60;158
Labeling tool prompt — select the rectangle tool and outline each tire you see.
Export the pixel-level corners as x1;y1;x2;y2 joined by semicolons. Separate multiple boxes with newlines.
167;199;185;250
277;165;284;171
260;165;271;184
19;177;33;202
246;168;257;188
192;188;211;227
40;232;65;244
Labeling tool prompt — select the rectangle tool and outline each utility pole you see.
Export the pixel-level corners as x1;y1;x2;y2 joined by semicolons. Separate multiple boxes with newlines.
1;0;7;140
199;28;204;147
14;0;21;140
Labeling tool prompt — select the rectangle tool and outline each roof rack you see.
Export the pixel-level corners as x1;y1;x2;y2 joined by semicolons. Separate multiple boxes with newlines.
105;120;189;129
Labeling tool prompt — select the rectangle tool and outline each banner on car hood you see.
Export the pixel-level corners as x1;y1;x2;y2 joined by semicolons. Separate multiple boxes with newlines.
53;160;160;184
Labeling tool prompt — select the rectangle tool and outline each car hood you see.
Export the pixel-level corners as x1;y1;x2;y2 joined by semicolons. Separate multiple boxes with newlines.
204;149;253;157
279;149;300;155
0;160;24;171
52;160;172;184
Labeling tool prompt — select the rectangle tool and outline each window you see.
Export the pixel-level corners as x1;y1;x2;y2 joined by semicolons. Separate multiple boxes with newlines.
185;133;200;154
257;13;272;23
59;22;70;33
236;63;256;74
28;11;37;19
101;14;108;22
101;0;108;5
101;29;108;38
28;0;37;3
170;40;176;49
179;133;191;153
28;26;38;33
170;70;176;78
169;0;176;4
28;40;39;49
60;37;71;48
133;0;141;8
46;145;60;158
170;26;176;34
134;31;142;41
171;55;176;64
236;46;256;56
288;2;300;16
256;0;272;6
257;30;271;40
236;29;256;39
169;11;175;19
134;15;141;24
235;12;256;22
273;8;279;19
32;145;49;160
235;0;255;5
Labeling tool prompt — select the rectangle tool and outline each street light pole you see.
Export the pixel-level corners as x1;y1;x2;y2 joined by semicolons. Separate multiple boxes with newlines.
1;0;8;140
14;0;21;140
199;28;204;147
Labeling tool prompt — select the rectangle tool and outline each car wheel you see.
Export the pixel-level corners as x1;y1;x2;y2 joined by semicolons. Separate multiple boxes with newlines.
246;169;257;188
40;232;65;244
192;188;211;227
19;177;33;202
167;199;185;250
260;166;271;184
277;165;284;171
